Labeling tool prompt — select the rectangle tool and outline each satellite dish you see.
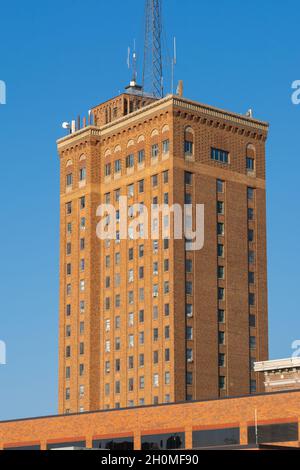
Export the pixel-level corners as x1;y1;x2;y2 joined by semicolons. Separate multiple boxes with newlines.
62;121;70;129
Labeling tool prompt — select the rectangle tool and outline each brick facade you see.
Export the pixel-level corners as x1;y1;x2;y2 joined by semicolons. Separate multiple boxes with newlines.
1;390;300;450
57;94;269;414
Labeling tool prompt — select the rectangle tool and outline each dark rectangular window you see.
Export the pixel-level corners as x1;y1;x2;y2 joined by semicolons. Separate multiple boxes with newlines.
217;201;224;215
218;331;225;345
219;353;225;367
138;149;145;164
186;281;193;295
217;179;224;193
141;432;185;450
66;173;72;186
92;437;134;450
126;154;134;168
247;423;298;445
217;223;224;236
185;259;192;273
249;292;255;306
185;172;193;185
185;192;192;204
218;309;225;323
247;187;255;200
248;208;254;220
184;140;193;156
193;428;240;449
246;157;255;171
4;445;41;450
218;244;224;257
211;148;229;164
249;314;256;328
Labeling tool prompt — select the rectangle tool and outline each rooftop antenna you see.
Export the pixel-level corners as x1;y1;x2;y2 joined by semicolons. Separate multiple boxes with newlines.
132;39;138;84
171;37;177;94
127;40;138;85
143;0;164;98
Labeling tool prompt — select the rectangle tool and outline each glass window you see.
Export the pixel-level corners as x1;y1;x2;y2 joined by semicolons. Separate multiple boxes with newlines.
186;372;193;385
141;433;185;450
105;163;111;176
151;144;159;158
248;207;254;220
219;376;226;390
193;428;240;449
185;172;193;185
187;348;193;362
249;292;255;306
217;223;224;236
139;309;144;323
162;139;170;154
218;309;225;323
250;336;256;349
186;281;193;295
186;304;193;317
115;159;121;173
138;149;145;164
217;201;224;215
218;266;225;279
66;173;72;186
126;154;134;168
153;373;159;387
217;179;224;193
184;140;193;156
218;244;224;257
247;187;255;200
152;174;158;187
248;423;298;445
211;148;229;163
219;353;225;367
127;184;134;198
218;287;225;301
246;157;255;171
79;167;86;181
186;259;192;273
139;353;144;367
218;331;225;345
186;326;193;340
249;314;256;328
66;202;72;215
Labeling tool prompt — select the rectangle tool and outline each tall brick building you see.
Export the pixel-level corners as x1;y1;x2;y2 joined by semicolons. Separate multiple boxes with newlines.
57;84;269;414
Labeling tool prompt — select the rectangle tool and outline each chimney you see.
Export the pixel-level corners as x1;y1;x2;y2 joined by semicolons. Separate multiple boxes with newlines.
177;80;183;98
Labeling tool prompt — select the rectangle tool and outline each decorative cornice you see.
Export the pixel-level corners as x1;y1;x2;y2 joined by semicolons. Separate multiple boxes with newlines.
56;94;269;154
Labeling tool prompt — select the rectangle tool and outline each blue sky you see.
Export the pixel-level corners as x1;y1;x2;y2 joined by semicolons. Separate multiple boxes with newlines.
0;0;299;420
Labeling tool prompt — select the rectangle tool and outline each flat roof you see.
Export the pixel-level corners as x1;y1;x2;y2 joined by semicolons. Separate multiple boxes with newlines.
254;357;300;372
1;387;300;425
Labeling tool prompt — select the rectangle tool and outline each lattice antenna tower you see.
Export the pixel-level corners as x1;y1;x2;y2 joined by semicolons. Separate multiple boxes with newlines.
142;0;164;98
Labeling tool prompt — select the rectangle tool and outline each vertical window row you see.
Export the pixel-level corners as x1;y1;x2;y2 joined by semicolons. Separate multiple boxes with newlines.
217;179;226;394
64;195;87;413
185;172;194;401
247;187;257;394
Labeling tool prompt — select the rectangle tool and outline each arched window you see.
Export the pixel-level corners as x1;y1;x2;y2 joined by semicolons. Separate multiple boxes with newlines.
184;126;194;157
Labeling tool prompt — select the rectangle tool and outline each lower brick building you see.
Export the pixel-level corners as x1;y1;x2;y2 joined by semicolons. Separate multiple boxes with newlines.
255;358;300;393
1;389;300;450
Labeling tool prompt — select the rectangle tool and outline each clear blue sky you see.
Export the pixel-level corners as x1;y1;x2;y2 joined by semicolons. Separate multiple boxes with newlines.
0;0;299;421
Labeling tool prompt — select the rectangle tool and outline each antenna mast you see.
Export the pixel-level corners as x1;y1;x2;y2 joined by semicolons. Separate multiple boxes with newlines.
143;0;164;98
